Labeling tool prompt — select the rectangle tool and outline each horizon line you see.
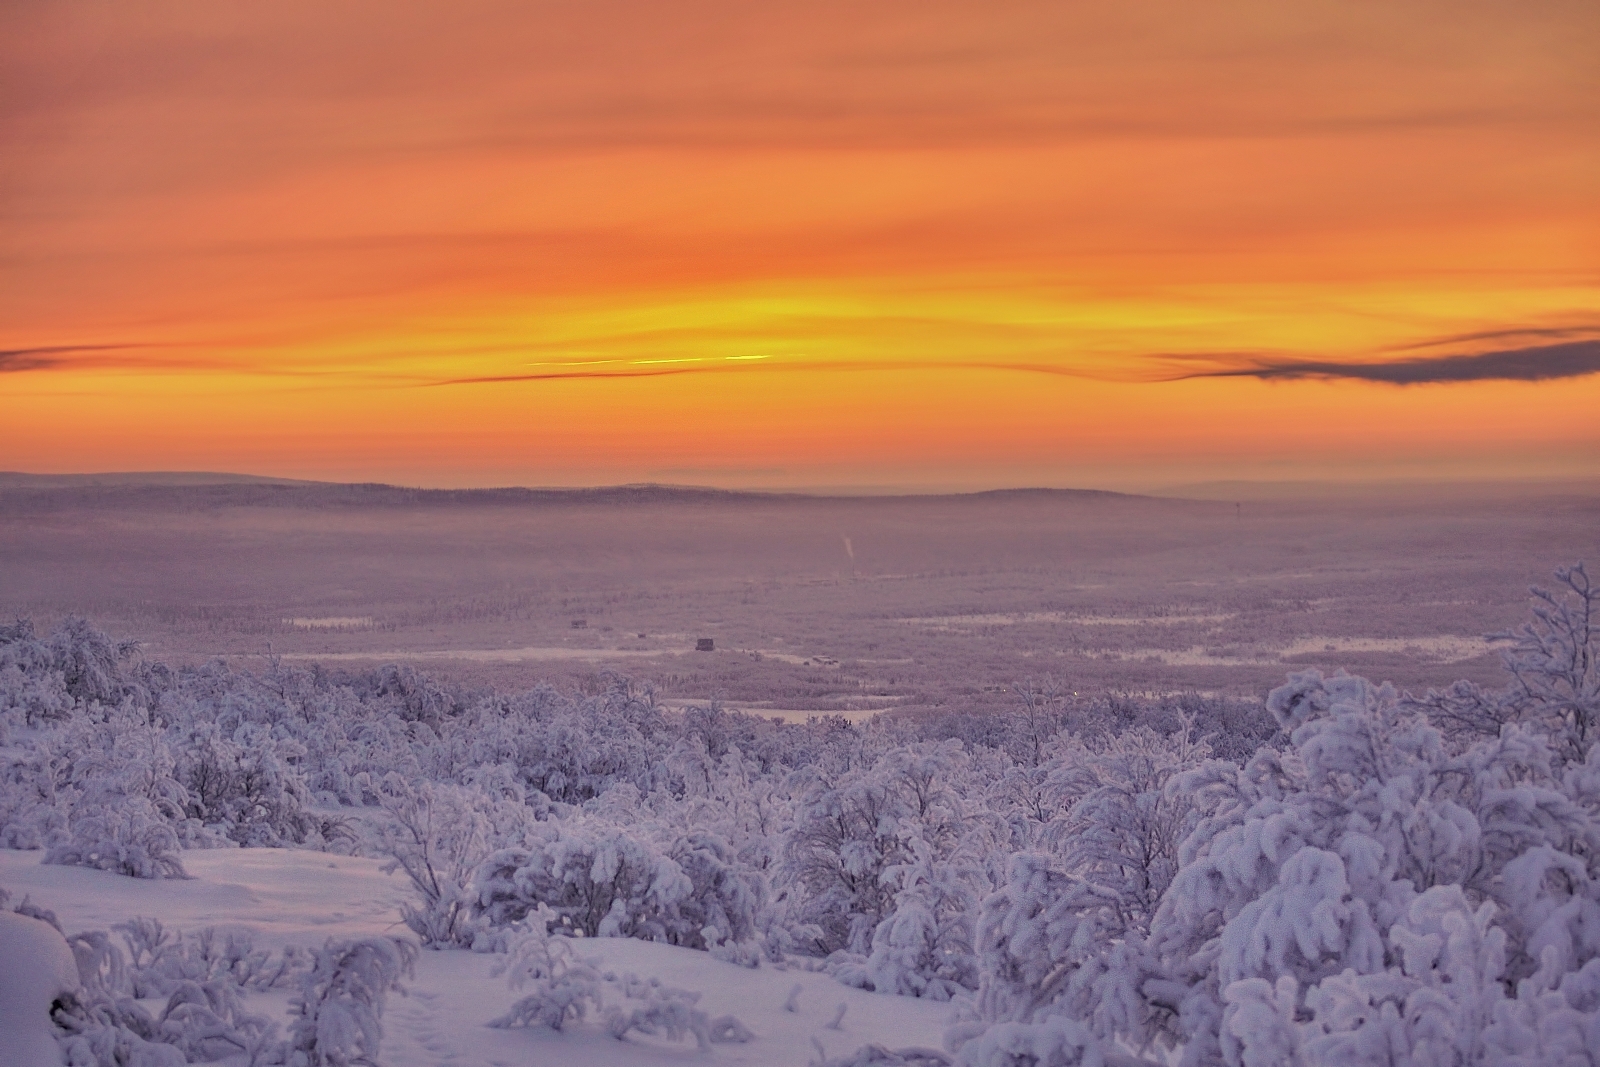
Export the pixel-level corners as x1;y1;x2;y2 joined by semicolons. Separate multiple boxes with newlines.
2;469;1597;501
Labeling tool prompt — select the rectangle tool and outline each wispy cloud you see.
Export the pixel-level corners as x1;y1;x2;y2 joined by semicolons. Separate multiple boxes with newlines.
428;336;1600;389
1383;325;1600;353
426;358;1133;387
1165;339;1600;386
0;344;155;373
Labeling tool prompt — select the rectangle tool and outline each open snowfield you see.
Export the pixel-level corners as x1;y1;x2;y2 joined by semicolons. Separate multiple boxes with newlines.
0;848;951;1067
2;479;1596;712
282;647;679;664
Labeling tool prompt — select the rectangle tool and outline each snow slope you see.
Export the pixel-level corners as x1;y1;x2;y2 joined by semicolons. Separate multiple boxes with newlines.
0;848;951;1067
0;909;78;1067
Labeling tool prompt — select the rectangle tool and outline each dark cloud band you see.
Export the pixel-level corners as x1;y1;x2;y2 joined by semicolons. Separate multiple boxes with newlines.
0;344;152;373
1170;339;1600;385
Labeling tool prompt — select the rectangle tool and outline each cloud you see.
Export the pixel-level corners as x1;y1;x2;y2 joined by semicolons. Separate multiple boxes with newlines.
1167;339;1600;386
1383;325;1600;353
426;358;1137;388
428;339;1600;390
432;366;713;386
0;344;153;373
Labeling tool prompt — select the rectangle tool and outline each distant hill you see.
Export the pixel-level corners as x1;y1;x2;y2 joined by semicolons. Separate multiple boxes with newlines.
0;472;1163;510
0;471;326;488
5;471;1583;511
1153;478;1600;502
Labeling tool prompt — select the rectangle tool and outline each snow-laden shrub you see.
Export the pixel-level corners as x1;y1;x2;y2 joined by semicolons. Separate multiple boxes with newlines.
56;1008;189;1067
0;617;144;713
462;678;672;803
473;820;676;938
473;818;760;947
54;924;283;1067
1146;665;1600;1066
45;616;146;709
950;1018;1106;1067
1221;882;1600;1067
0;736;72;848
171;720;319;847
601;972;755;1051
373;776;536;947
813;1043;953;1067
485;904;754;1045
1134;675;1470;1063
829;837;981;1000
285;937;416;1067
5;694;189;854
115;917;310;997
487;905;605;1031
601;975;714;1050
23;697;230;867
45;797;189;879
784;741;987;957
368;663;459;728
950;724;1208;1055
27;905;336;1067
665;736;794;876
0;659;74;731
662;830;766;952
1041;723;1210;928
152;980;280;1063
1498;561;1600;762
951;851;1154;1062
950;564;1600;1067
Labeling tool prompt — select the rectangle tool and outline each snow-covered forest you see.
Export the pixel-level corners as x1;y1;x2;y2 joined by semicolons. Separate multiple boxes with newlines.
2;563;1597;1067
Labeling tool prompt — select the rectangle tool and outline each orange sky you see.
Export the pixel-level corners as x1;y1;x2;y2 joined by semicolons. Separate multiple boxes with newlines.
2;0;1597;490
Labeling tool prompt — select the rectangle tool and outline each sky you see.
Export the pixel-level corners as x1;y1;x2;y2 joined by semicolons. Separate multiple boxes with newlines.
2;0;1597;491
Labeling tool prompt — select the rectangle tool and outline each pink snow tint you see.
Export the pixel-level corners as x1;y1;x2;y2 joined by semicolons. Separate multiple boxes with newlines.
0;848;952;1066
0;911;78;1067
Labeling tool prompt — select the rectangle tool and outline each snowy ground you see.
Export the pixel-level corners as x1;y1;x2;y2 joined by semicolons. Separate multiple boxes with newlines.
281;647;679;663
0;848;952;1067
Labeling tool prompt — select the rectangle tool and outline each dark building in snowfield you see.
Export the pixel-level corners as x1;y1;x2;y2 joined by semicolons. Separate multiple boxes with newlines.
695;638;714;652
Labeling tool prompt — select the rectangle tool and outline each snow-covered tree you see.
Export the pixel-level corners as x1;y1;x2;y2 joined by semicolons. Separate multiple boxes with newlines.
1146;659;1600;1066
784;741;984;957
662;830;766;952
850;836;982;999
1408;563;1598;757
952;723;1209;1057
170;720;319;847
373;776;535;947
